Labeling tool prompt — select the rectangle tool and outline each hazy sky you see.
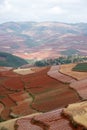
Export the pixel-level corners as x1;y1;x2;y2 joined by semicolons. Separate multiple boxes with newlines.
0;0;87;23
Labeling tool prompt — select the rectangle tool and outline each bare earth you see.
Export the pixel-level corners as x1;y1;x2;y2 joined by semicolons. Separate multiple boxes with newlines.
60;63;87;80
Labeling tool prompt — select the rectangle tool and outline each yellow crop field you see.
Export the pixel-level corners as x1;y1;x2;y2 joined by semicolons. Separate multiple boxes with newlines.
60;63;87;80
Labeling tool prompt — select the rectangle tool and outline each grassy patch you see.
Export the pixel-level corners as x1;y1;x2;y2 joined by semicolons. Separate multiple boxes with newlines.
72;63;87;72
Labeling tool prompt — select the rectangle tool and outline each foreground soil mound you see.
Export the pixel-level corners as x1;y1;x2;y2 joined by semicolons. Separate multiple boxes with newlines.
63;101;87;129
15;109;75;130
1;100;87;130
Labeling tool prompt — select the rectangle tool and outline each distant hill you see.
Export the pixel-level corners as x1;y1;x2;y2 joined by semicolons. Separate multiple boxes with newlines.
61;49;80;56
0;22;87;59
0;52;28;67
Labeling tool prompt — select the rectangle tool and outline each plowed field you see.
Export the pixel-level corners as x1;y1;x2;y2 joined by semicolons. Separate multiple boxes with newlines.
0;66;80;121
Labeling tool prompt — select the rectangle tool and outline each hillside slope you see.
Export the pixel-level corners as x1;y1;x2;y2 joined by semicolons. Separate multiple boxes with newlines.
0;52;28;67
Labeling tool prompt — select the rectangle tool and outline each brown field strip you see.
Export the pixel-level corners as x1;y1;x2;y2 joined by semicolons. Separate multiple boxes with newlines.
47;65;76;83
60;63;87;80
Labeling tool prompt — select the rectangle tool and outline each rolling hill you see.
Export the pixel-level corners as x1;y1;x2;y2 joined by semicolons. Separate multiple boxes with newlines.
0;22;87;60
0;52;28;67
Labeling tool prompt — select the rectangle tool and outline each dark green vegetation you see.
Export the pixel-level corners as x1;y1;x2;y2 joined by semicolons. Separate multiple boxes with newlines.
72;63;87;72
35;57;72;67
0;52;28;67
35;56;87;67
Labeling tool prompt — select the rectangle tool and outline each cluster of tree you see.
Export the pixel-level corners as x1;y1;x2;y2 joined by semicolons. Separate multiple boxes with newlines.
35;55;87;67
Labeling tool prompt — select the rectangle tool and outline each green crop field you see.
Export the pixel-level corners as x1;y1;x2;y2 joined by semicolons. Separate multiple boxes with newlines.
72;63;87;72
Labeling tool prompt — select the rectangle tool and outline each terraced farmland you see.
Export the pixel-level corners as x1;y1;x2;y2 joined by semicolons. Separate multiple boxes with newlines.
23;67;80;111
0;102;86;130
48;65;76;83
59;63;87;100
0;66;80;121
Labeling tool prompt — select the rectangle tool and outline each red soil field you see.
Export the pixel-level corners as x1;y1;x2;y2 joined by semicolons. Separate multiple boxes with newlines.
0;96;16;108
8;91;30;104
0;66;80;121
22;67;80;112
11;102;36;117
32;88;79;112
22;67;76;93
0;84;10;95
1;108;11;120
2;77;24;90
0;70;19;77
